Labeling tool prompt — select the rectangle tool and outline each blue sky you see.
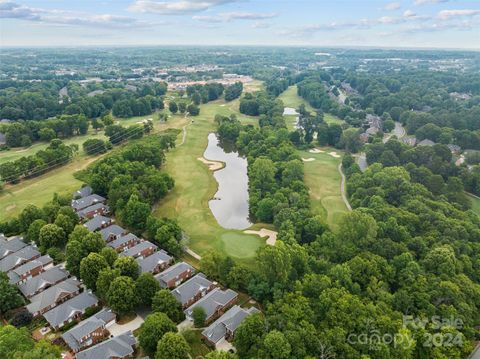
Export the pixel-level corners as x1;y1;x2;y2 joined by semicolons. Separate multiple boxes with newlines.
1;0;479;48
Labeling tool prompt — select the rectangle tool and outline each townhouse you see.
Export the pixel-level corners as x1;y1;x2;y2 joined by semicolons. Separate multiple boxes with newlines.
172;273;215;309
7;254;53;284
99;225;128;243
136;249;172;274
75;331;137;359
119;240;157;259
83;215;113;232
18;266;69;298
0;235;27;260
77;203;110;220
71;194;106;212
108;233;141;252
185;288;238;324
0;245;41;273
155;261;195;289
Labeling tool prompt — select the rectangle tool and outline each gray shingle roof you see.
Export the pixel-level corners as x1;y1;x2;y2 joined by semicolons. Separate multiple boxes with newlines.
75;331;136;359
73;186;93;199
84;215;112;232
26;277;81;315
72;194;106;211
119;240;157;258
43;291;98;328
7;254;53;284
417;139;435;146
108;233;139;250
77;203;110;219
99;225;127;242
202;305;259;344
185;288;238;321
62;308;116;352
172;273;213;306
155;262;194;288
136;249;172;273
18;266;69;298
0;236;27;260
0;245;40;272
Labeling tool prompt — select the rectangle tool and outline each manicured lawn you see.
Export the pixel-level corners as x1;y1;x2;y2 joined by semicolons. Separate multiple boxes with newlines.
299;148;349;230
0;131;107;165
278;85;343;129
154;96;264;261
468;193;480;215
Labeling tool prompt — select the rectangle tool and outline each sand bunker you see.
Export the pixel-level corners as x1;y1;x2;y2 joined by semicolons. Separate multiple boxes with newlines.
328;152;341;158
244;228;278;246
197;157;224;171
309;148;325;153
302;157;315;162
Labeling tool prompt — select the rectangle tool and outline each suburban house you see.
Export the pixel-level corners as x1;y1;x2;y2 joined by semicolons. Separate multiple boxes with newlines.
447;144;462;154
73;186;93;200
0;236;27;260
62;308;116;353
72;194;106;212
202;305;260;347
18;266;69;298
26;277;82;317
77;203;110;220
99;225;128;242
83;215;113;232
155;262;195;289
0;245;41;273
119;240;157;259
136;249;172;274
7;254;53;285
75;330;137;359
185;288;238;324
108;233;141;252
172;273;215;309
43;291;99;330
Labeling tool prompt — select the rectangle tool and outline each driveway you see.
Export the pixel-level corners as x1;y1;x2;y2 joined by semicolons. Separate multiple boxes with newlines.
108;315;144;336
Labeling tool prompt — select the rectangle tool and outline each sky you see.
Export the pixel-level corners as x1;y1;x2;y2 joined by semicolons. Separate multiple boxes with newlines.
0;0;479;49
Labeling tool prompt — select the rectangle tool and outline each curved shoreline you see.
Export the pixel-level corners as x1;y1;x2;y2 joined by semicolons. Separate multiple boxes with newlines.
244;228;278;246
197;156;225;171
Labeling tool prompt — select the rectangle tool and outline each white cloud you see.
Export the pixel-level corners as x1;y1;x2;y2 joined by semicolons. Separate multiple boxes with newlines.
403;9;416;18
251;21;270;29
414;0;449;5
193;11;277;22
384;2;401;11
438;9;480;20
128;0;239;15
0;0;148;28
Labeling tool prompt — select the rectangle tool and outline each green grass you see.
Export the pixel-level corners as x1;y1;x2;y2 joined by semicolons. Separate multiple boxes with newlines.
278;85;343;130
182;329;212;357
154;97;264;262
0;131;107;165
299;148;349;230
468;193;480;215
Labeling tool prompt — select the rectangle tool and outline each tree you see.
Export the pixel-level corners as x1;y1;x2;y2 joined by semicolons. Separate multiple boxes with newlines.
235;313;266;358
113;256;140;279
192;306;207;328
80;253;109;290
135;273;160;307
9;310;33;327
263;330;291;359
139;312;177;355
107;276;138;315
169;101;178;114
205;352;237;359
100;247;118;267
0;273;24;314
152;289;185;323
120;194;150;232
155;332;190;359
53;213;75;236
96;268;120;301
21;340;62;359
19;205;45;232
26;219;47;245
38;224;65;249
0;325;34;359
187;104;200;116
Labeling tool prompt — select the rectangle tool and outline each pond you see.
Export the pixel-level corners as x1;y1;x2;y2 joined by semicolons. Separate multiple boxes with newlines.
204;133;252;230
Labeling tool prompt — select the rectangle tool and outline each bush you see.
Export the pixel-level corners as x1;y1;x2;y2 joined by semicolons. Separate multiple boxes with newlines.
10;310;33;327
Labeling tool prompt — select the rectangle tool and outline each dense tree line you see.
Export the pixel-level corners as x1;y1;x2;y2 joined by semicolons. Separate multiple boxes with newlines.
186;82;224;104
0;139;77;183
224;82;243;101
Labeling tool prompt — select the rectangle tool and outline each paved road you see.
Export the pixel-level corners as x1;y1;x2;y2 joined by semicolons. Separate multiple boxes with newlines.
338;164;352;211
108;315;144;336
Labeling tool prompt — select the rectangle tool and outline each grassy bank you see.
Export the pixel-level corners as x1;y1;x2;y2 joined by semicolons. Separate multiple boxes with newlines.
468;193;480;215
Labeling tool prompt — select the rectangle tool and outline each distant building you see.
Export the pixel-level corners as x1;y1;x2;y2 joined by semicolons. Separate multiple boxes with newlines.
202;305;260;347
136;249;172;274
185;288;238;324
62;308;116;353
75;331;136;359
18;266;69;298
83;215;113;232
77;203;110;220
43;291;99;330
99;225;128;242
172;273;215;309
73;186;93;200
417;139;435;147
71;194;106;212
119;240;157;259
155;262;195;289
108;233;141;252
401;137;417;146
447;144;461;154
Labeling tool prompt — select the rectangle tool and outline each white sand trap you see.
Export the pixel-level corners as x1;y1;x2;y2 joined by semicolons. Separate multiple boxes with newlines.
244;229;278;246
328;152;341;158
309;148;325;153
197;157;224;171
302;157;315;162
220;104;226;107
